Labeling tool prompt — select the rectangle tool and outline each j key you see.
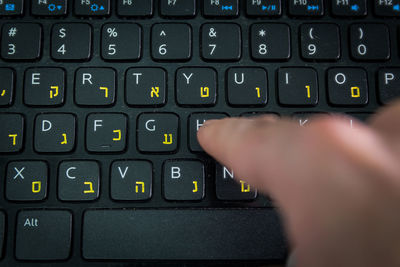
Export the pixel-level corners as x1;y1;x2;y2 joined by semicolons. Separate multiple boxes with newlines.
278;68;318;106
137;113;179;152
86;113;127;152
300;24;340;60
246;0;281;16
16;210;72;260
51;23;92;61
58;161;100;201
160;0;196;17
0;68;14;106
375;0;400;16
24;68;65;106
75;0;110;16
251;23;290;60
227;67;268;106
32;0;67;16
110;160;152;201
117;0;153;17
0;113;24;153
350;24;390;61
34;113;75;152
378;68;400;104
203;0;238;17
176;67;217;106
0;0;23;15
102;23;141;61
201;24;241;61
6;161;47;201
163;160;205;201
327;68;368;106
152;24;191;61
75;68;115;106
0;212;4;259
126;68;166;106
1;23;41;60
188;113;228;152
289;0;323;16
216;164;257;201
332;0;366;16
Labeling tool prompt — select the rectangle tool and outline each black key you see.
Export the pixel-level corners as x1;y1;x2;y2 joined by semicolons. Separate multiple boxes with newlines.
251;23;290;60
378;68;400;104
332;0;366;16
126;68;166;106
203;0;238;17
227;67;268;106
292;112;325;127
0;211;4;259
201;23;241;61
327;68;368;106
34;113;75;152
58;161;100;201
152;24;191;61
246;0;281;16
241;112;279;118
176;67;217;106
75;0;109;16
75;68;115;106
0;0;23;16
137;113;179;152
83;209;285;260
288;0;323;16
24;68;65;106
300;24;340;60
0;113;24;153
6;161;47;201
350;24;390;61
0;68;14;106
110;160;152;201
1;23;41;60
16;210;72;260
160;0;196;17
86;113;127;152
375;0;400;16
117;0;153;17
102;23;141;61
163;160;205;201
278;68;318;106
188;113;228;152
32;0;67;16
51;23;92;61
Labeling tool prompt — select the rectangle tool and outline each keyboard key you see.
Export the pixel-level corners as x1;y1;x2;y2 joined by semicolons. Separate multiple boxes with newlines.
1;23;42;60
163;160;205;201
152;23;191;61
327;68;368;106
350;24;390;61
375;0;400;16
75;0;110;16
137;113;179;152
0;211;4;259
246;0;281;16
292;112;325;127
176;67;217;106
34;113;75;152
0;68;14;106
227;67;268;106
203;0;238;17
86;113;127;152
378;68;400;104
117;0;153;17
346;113;372;124
278;68;318;106
160;0;196;17
0;113;24;153
24;68;65;106
288;0;323;16
6;161;48;201
51;23;92;61
32;0;67;16
110;160;152;201
251;23;290;60
75;68;116;106
0;0;23;16
300;24;340;60
16;210;72;260
201;23;241;61
332;0;366;16
58;161;100;201
126;68;166;106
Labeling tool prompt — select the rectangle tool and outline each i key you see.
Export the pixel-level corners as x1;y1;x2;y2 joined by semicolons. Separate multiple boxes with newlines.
251;23;290;60
32;0;67;16
0;68;14;106
75;0;110;16
300;24;340;60
152;24;191;61
332;0;367;16
0;0;24;16
378;68;400;104
289;0;323;16
160;0;196;17
0;113;24;153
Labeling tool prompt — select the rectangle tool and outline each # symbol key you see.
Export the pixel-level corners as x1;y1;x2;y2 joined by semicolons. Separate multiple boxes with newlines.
8;27;17;37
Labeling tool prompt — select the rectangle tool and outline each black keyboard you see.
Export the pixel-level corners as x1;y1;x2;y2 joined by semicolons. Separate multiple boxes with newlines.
1;0;400;265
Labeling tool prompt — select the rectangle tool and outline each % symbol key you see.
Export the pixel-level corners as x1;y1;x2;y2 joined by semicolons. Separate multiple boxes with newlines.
107;28;118;38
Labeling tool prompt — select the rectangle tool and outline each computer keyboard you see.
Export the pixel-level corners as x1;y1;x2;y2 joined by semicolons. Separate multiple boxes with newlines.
0;0;399;265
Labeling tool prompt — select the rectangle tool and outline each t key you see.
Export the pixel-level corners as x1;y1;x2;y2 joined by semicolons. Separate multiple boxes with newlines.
152;24;191;61
300;24;340;60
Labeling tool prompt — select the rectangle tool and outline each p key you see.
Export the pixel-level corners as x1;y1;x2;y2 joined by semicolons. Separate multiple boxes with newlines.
378;68;400;104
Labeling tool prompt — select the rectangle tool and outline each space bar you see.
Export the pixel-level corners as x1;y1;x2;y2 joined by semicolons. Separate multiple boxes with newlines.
82;209;286;260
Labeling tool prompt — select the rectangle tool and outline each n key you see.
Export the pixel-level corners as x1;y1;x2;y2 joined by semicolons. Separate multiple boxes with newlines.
0;113;24;153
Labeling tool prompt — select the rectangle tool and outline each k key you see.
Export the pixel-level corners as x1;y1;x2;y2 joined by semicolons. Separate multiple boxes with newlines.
152;24;191;61
300;24;340;60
